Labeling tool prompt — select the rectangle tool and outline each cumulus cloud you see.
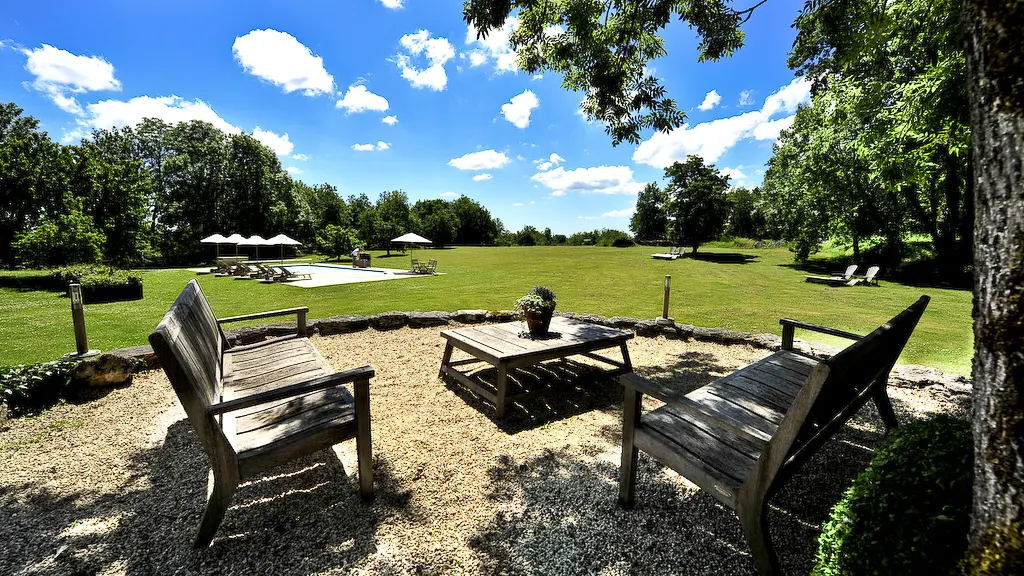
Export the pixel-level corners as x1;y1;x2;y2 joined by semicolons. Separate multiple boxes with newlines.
440;191;460;198
465;18;518;73
698;90;721;111
82;95;239;134
500;89;539;128
395;30;455;91
532;74;543;81
448;149;510;170
352;141;390;151
531;165;645;195
549;153;565;165
21;44;121;115
382;115;398;125
336;85;389;113
536;162;552;171
721;166;747;186
739;90;755;106
633;77;811;168
378;0;403;8
472;173;493;181
233;29;334;96
602;204;637;218
286;166;303;174
292;153;310;161
251;127;294;156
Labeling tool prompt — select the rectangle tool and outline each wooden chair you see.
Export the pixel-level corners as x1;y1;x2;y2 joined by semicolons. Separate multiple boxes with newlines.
410;258;421;273
618;296;929;575
424;259;437;275
149;279;374;547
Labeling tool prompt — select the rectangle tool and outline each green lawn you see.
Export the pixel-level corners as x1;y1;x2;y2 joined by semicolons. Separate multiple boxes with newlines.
0;245;973;375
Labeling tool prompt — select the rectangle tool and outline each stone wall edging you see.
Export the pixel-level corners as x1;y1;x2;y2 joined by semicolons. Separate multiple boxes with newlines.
105;309;970;392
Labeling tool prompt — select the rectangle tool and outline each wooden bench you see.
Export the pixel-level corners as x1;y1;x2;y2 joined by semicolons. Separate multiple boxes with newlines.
618;296;929;575
149;279;374;547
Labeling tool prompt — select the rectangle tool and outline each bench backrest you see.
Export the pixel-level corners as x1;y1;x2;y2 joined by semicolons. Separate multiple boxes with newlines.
149;279;227;457
742;296;929;501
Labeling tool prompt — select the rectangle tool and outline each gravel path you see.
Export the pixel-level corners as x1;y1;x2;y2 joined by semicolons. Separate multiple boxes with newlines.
1;327;970;575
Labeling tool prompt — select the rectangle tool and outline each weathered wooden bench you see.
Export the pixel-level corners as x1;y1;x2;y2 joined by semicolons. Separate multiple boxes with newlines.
149;279;374;547
618;296;929;575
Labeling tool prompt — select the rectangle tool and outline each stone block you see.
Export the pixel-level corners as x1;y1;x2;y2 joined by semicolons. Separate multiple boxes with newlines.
452;310;489;323
72;353;140;387
317;315;370;335
408;311;451;327
371;312;409;330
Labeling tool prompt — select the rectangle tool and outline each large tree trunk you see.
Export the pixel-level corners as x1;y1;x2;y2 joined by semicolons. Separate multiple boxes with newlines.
964;1;1024;573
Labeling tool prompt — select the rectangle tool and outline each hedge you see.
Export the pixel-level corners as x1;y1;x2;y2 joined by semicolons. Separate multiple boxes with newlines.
51;265;143;303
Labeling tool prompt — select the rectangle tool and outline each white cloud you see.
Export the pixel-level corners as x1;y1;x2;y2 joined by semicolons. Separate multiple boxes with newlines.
550;190;566;197
233;29;334;96
602;204;636;218
536;161;552;171
698;90;721;111
532;74;543;81
472;173;493;181
251;127;294;156
516;154;527;161
21;44;121;115
549;153;565;165
440;191;460;198
465;18;518;73
448;149;510;170
531;165;645;195
61;128;86;144
500;89;539;128
376;141;391;150
722;166;747;185
633;77;811;167
352;143;375;151
512;202;524;207
378;0;404;9
335;85;389;113
292;153;310;161
396;30;455;91
286;166;303;174
739;90;755;106
82;95;240;134
381;115;399;125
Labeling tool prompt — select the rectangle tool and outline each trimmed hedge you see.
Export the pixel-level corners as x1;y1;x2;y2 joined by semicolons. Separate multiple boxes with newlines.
813;415;973;576
0;360;76;414
52;265;143;303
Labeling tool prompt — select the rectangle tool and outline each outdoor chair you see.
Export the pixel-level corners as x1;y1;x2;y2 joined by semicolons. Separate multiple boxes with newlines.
272;266;312;281
410;259;421;273
851;265;881;286
149;280;375;547
618;296;929;576
652;247;681;260
424;259;437;275
805;264;858;286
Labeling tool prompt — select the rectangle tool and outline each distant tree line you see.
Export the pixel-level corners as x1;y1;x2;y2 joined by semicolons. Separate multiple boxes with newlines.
0;102;503;267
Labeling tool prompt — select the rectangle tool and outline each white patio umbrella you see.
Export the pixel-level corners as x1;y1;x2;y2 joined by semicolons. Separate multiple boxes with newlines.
392;233;432;244
267;233;302;262
224;233;247;256
200;233;229;259
238;235;271;262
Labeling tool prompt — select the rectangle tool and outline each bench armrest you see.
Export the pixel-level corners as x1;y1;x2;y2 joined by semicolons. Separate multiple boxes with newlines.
217;306;309;336
779;318;862;350
618;373;768;446
208;365;374;416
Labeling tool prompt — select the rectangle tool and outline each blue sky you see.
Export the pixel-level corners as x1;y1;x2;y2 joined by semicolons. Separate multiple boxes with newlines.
0;0;809;234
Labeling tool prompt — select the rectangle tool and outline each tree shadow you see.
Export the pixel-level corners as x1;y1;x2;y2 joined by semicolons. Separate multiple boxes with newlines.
778;259;971;291
443;359;625;434
689;252;758;265
0;418;414;575
0;273;62;293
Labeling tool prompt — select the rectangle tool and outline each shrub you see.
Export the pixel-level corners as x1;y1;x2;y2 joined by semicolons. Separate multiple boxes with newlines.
13;209;106;268
317;225;360;260
0;360;76;413
52;265;142;290
611;236;635;247
813;415;973;576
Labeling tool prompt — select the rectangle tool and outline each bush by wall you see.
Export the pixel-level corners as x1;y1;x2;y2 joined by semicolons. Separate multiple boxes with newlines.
813;414;973;576
52;266;143;303
0;360;76;414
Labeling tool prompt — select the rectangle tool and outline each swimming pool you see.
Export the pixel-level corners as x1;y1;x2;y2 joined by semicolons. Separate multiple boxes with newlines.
285;264;387;277
279;263;423;287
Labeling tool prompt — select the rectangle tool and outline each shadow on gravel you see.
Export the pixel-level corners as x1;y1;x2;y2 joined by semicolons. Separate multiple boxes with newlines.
1;418;412;575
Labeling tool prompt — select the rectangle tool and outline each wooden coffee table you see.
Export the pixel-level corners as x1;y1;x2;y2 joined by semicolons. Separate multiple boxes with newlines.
439;317;634;418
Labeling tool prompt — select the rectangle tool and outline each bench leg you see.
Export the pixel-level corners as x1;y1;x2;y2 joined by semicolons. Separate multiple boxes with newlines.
872;377;899;432
194;467;238;548
618;387;642;508
739;501;781;576
494;365;509;419
619;342;633;373
355;377;374;500
439;343;454;379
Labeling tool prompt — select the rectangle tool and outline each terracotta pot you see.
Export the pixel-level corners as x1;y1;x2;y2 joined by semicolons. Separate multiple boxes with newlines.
524;305;555;335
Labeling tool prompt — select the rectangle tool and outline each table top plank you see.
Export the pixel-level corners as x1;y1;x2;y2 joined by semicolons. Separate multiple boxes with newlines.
441;317;633;363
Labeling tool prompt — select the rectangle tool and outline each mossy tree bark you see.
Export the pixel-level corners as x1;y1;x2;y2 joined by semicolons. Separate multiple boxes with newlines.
964;1;1024;573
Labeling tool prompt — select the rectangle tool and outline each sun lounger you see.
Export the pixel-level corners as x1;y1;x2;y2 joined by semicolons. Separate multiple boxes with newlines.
272;266;312;282
850;265;881;286
652;247;682;260
805;264;857;285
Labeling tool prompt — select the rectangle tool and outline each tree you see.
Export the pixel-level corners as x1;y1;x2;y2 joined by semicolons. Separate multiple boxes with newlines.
376;190;412;254
664;156;730;254
630;183;668;242
412;199;460;247
726;186;767;239
0;104;57;266
316;224;359;261
451;195;500;244
12;201;105;267
962;1;1024;571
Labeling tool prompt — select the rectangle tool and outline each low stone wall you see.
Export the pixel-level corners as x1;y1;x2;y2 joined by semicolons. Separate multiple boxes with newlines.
99;309;969;391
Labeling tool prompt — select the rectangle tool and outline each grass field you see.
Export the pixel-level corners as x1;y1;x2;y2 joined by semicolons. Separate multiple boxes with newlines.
0;245;973;375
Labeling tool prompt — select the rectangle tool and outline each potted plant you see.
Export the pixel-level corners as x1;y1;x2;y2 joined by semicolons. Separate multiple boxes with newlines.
515;286;557;336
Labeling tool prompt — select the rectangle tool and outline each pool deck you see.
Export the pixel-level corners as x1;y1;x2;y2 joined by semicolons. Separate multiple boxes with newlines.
190;263;440;288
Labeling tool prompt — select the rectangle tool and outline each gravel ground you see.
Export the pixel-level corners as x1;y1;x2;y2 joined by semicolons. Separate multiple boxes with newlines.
1;327;970;575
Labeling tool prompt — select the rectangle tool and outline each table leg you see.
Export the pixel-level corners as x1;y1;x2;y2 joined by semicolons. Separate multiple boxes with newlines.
495;364;509;419
620;342;634;373
439;342;454;379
